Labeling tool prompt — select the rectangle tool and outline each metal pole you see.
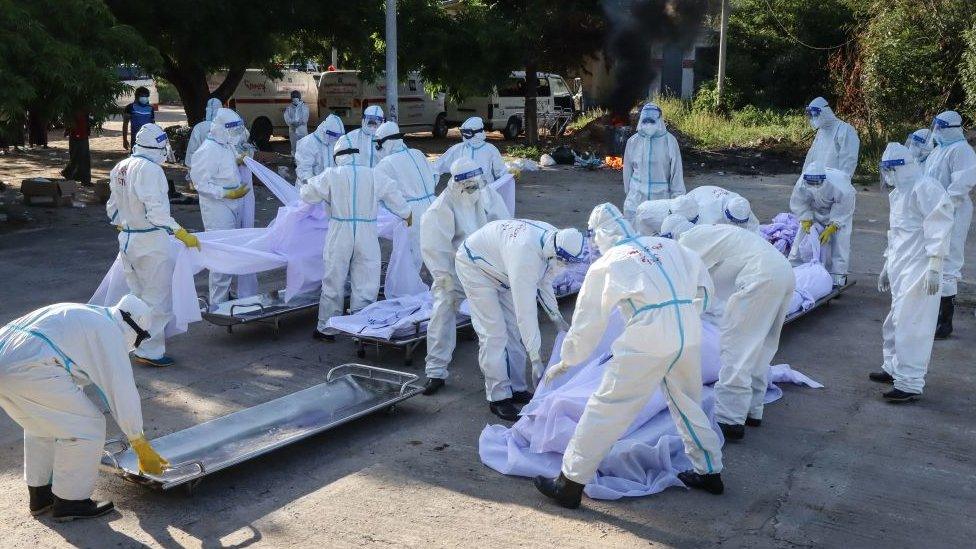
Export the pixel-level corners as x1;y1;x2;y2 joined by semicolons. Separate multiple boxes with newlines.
716;0;729;108
331;48;338;69
385;0;398;122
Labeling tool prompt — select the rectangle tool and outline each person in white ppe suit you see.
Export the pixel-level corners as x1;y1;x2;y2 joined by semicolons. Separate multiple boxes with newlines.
686;185;760;231
0;295;170;521
433;116;507;182
535;204;723;509
294;114;345;187
374;121;438;271
802;97;860;177
302;135;412;339
420;158;511;395
923;111;976;338
106;124;200;368
633;196;698;236
905;128;933;166
184;97;222;169
622;102;685;220
663;215;795;439
788;161;856;285
455;220;584;421
190;108;253;307
283;90;309;155
870;143;954;402
345;105;385;167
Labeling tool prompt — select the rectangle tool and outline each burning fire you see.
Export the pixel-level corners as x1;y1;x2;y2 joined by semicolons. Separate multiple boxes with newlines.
604;156;623;170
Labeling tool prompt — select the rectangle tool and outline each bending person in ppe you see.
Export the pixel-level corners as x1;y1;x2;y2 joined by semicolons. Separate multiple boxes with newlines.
663;216;794;440
904;128;933;166
0;295;169;521
184;97;222;169
106;123;200;368
283;90;309;155
295;114;345;187
434;116;507;182
190;108;253;308
535;204;723;510
622;102;685;220
345;105;385;167
455;220;584;421
686;185;760;231
923;111;976;339
871;143;953;402
420;158;511;396
633;196;698;237
802;97;860;177
788;161;856;285
302;135;411;340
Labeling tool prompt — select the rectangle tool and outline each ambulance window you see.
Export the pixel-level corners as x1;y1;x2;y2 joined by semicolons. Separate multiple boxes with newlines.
498;77;523;97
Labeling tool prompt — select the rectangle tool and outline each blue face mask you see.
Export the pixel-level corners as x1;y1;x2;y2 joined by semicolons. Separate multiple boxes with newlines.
138;96;149;106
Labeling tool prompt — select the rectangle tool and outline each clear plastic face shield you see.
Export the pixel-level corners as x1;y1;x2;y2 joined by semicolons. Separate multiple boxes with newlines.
453;167;484;194
802;173;827;188
224;118;246;146
879;157;905;191
637;105;662;135
930;115;962;146
805;105;823;129
363;113;384;135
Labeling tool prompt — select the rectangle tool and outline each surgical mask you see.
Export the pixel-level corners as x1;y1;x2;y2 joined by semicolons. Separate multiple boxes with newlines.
462;127;486;146
292;97;301;106
138;96;149;106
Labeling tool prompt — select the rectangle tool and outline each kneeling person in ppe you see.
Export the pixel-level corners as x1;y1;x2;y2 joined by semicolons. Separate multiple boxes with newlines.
107;123;200;368
788;161;856;285
685;185;760;231
622;102;685;220
870;143;953;402
455;220;584;421
0;295;169;521
663;216;794;440
294;114;345;187
535;204;723;510
302;136;412;339
419;158;511;395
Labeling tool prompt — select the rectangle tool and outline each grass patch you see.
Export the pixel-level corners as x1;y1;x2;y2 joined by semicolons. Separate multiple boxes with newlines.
567;108;607;132
657;97;811;153
504;144;545;159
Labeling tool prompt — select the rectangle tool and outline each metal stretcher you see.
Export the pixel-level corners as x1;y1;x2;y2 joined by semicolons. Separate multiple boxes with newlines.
100;364;422;494
784;281;855;325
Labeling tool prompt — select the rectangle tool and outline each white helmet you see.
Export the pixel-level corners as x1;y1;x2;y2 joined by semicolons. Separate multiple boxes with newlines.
460;116;487;146
110;293;152;351
133;123;170;165
333;134;359;167
315;114;345;144
361;105;384;136
724;196;753;225
587;203;636;255
209;108;246;146
374;121;404;158
660;213;694;240
554;228;586;263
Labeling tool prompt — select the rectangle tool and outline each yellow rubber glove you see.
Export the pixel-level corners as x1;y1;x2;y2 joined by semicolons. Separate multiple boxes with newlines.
130;435;170;475
174;227;200;249
800;219;813;233
236;154;246;165
223;185;251;200
405;212;413;227
115;225;122;232
819;223;839;245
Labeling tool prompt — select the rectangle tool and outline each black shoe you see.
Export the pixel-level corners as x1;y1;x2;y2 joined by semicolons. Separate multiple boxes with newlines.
28;484;53;516
489;398;520;422
511;391;534;405
935;296;955;339
312;329;335;341
534;473;585;509
883;388;920;403
51;496;114;522
677;470;724;495
745;417;762;427
422;378;445;396
869;371;894;384
718;422;744;441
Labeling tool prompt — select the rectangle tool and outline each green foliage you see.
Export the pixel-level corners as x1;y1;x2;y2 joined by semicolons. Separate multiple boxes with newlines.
960;21;976;119
505;144;546;159
567;108;607;132
692;79;743;112
657;97;810;151
156;78;181;105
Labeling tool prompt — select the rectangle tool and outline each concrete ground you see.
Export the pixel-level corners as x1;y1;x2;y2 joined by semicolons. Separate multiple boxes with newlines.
0;115;974;547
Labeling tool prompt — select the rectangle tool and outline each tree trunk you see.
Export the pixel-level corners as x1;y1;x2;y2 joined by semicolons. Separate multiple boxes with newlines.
524;60;539;145
164;58;246;126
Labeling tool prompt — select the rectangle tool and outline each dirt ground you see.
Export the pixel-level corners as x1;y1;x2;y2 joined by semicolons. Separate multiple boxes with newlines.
0;107;974;548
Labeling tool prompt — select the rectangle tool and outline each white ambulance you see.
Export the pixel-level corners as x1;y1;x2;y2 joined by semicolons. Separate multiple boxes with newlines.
317;70;447;137
209;69;320;138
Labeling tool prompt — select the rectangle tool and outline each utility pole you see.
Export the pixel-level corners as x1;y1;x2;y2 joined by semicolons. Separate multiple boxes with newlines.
331;48;338;69
716;0;729;108
385;0;398;122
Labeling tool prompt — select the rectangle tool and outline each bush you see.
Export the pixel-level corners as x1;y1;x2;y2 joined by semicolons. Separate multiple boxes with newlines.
961;21;976;120
658;97;810;151
504;144;545;159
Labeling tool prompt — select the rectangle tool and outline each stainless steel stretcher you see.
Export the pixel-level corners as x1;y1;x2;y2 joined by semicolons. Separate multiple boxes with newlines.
784;281;855;325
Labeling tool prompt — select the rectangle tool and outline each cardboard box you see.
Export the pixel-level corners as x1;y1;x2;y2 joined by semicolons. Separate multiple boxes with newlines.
21;178;76;207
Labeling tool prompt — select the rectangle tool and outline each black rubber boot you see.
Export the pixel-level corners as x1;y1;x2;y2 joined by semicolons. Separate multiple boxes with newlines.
869;371;894;384
883;388;921;403
312;329;335;341
534;473;585;509
511;391;534;405
28;484;53;516
718;422;745;441
489;399;520;422
935;296;954;340
677;470;725;495
51;496;114;522
745;417;762;427
422;378;445;396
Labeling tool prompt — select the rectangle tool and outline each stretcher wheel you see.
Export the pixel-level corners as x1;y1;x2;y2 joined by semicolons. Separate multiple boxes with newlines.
356;346;366;358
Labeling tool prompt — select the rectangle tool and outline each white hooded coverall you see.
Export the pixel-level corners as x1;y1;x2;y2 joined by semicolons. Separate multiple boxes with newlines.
434;118;507;182
455;219;564;401
558;205;722;484
283;99;309;155
185;97;222;169
0;303;148;500
686;185;760;231
294;115;344;187
803;97;860;177
375;143;438;271
301;138;411;331
622;121;685;219
882;149;954;394
788;166;856;284
420;177;511;381
677;224;795;425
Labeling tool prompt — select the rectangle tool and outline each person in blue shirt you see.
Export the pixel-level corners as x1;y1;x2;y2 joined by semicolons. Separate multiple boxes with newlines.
122;86;155;150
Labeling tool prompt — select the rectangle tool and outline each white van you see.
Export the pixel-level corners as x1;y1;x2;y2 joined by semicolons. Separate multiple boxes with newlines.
209;69;320;138
318;70;447;137
115;66;159;110
446;72;578;139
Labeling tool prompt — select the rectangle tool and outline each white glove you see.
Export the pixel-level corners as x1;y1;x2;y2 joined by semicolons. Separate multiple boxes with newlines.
877;265;890;293
924;257;942;295
544;361;571;384
553;316;570;333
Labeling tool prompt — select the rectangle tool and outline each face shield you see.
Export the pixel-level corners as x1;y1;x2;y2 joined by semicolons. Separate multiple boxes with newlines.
362;113;384;135
802;173;827;188
930;115;963;146
637;105;663;136
452;167;484;194
805;105;823;129
879;157;905;191
223;118;246;146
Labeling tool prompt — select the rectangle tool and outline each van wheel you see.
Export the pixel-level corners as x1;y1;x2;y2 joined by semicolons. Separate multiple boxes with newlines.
502;117;521;140
433;113;448;138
